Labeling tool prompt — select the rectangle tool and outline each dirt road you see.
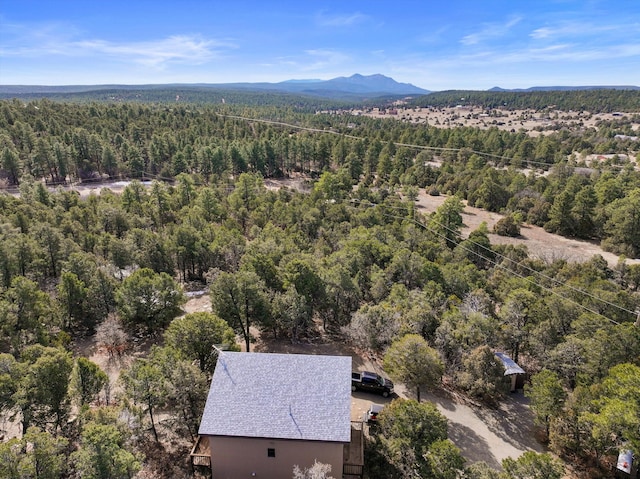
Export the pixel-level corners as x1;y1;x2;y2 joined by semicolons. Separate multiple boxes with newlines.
351;377;543;469
52;178;638;267
418;387;543;468
8;175;635;267
247;313;543;469
414;192;639;267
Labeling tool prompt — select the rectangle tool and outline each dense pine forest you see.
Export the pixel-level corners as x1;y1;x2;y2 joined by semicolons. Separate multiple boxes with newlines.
0;87;353;109
0;93;639;478
1;96;639;256
410;89;640;112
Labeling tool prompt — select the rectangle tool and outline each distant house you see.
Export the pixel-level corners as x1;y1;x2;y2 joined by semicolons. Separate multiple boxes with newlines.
615;134;639;141
194;352;356;479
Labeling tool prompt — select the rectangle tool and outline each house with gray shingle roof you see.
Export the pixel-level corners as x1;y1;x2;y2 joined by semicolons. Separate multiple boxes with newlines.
196;351;354;479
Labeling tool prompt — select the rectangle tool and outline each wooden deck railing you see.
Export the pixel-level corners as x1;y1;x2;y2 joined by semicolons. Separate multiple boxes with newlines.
190;435;212;470
343;421;364;478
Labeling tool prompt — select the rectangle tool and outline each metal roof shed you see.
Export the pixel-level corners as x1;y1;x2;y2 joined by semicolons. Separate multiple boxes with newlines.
495;352;525;392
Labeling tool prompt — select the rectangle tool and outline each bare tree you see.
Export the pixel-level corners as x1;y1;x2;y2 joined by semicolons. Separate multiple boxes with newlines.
342;304;401;352
292;460;335;479
95;314;129;360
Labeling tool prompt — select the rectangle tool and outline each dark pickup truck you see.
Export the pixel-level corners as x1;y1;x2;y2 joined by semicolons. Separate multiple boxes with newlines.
351;371;394;397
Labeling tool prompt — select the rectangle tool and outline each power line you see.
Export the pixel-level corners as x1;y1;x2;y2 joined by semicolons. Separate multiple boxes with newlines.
451;224;639;317
349;198;627;326
394;199;638;317
217;112;620;172
352;197;638;317
108;173;639;322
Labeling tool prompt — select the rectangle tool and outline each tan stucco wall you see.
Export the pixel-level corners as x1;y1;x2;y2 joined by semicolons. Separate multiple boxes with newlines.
206;435;344;479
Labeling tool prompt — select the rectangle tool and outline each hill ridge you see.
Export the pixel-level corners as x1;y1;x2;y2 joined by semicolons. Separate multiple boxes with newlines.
0;74;429;99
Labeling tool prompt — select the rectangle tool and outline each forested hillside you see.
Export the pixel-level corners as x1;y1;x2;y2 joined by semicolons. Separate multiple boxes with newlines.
411;89;640;112
0;97;639;478
1;98;639;256
0;87;352;109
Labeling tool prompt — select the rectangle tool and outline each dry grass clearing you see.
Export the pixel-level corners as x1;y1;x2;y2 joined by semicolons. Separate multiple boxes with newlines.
414;190;640;267
349;106;640;138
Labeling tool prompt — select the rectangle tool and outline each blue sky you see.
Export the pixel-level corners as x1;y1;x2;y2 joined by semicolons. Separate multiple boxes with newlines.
1;0;639;90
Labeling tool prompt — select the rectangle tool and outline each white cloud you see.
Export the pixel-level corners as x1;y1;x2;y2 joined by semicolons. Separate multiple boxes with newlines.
461;16;522;46
260;50;351;75
419;40;640;71
272;57;298;67
0;20;235;69
302;49;350;71
417;26;451;45
0;20;82;55
316;11;368;27
73;35;233;68
530;26;560;40
529;21;636;40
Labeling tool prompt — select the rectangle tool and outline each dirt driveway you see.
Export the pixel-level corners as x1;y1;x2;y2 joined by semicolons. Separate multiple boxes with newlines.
8;292;540;472
251;317;543;469
350;375;543;469
418;387;543;468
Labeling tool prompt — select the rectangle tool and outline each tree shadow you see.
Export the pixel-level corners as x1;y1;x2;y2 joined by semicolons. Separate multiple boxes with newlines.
471;393;544;454
420;388;457;412
448;421;501;469
351;390;395;405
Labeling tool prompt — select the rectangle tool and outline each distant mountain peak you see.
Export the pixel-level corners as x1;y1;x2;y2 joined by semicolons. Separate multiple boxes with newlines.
0;74;431;101
317;73;428;95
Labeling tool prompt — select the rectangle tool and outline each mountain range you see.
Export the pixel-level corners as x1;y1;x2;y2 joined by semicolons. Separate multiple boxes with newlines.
0;74;429;100
1;75;638;101
224;74;430;97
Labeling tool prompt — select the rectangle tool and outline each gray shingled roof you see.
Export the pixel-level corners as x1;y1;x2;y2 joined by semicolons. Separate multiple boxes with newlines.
198;352;352;443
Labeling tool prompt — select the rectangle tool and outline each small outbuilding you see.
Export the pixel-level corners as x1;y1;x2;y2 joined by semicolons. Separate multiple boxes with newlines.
494;352;526;392
195;351;354;479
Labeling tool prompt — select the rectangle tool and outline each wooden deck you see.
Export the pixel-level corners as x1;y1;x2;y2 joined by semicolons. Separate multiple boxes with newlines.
190;435;212;469
343;421;364;478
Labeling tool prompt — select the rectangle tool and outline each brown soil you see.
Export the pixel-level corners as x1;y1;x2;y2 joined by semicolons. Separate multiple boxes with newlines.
2;177;628;477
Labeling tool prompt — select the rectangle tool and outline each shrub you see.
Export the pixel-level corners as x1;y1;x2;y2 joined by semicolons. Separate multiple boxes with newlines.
493;214;521;237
